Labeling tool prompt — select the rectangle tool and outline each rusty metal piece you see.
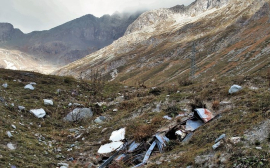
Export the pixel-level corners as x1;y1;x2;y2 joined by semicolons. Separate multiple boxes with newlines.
194;108;214;123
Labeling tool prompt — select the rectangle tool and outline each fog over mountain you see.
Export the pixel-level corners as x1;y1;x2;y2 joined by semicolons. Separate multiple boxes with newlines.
0;0;194;33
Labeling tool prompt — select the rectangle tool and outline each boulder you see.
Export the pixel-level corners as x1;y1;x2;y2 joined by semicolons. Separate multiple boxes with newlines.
43;99;53;106
64;108;93;122
94;116;106;124
24;84;35;90
229;85;242;94
30;108;46;118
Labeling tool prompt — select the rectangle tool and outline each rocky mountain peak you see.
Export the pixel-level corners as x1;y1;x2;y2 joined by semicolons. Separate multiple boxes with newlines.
0;23;15;42
124;0;229;35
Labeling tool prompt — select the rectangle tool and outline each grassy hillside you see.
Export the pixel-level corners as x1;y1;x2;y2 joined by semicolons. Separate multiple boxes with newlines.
1;68;270;167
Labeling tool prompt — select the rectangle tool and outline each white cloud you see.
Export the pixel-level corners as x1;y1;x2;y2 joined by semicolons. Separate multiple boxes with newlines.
0;0;194;33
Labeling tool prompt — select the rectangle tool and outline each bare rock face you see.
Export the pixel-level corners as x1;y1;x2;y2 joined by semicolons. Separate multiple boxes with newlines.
0;11;142;66
125;0;229;35
54;0;270;85
0;23;23;43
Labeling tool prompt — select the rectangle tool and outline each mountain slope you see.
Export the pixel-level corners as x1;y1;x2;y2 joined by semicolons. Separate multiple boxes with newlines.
54;0;270;86
0;11;142;67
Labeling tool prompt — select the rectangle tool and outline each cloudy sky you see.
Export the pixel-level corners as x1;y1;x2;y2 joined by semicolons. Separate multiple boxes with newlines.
0;0;194;33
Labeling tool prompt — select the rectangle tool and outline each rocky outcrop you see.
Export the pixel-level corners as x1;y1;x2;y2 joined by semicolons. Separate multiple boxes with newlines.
0;23;23;43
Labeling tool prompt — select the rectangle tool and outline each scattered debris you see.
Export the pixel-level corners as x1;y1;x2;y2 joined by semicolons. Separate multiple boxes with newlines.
212;141;222;150
255;147;262;150
2;83;7;88
213;134;226;150
18;106;25;111
43;99;53;106
11;124;16;129
215;134;226;143
163;115;172;120
30;108;46;118
24;84;35;90
229;137;241;145
7;131;12;138
7;143;16;150
110;128;125;142
57;162;69;168
98;142;124;154
229;85;242;94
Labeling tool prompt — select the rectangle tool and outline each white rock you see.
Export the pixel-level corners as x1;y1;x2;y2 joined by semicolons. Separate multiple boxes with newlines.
163;115;172;120
30;82;37;85
30;108;46;118
24;84;34;90
229;137;241;145
249;86;259;90
255;147;262;150
2;83;8;88
109;128;125;142
57;163;69;168
113;109;118;112
229;85;242;94
7;143;16;150
98;141;124;154
43;99;53;106
11;125;16;129
7;131;12;138
68;103;72;106
18;106;25;111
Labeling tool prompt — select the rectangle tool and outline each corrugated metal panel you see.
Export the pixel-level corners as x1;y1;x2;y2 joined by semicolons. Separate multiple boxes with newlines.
195;108;214;123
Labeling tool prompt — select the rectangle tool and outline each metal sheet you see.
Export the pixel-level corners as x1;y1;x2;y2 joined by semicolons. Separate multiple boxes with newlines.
185;119;204;131
195;108;214;123
155;134;169;153
99;151;119;168
128;141;140;153
143;141;157;163
182;132;194;143
98;143;127;168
